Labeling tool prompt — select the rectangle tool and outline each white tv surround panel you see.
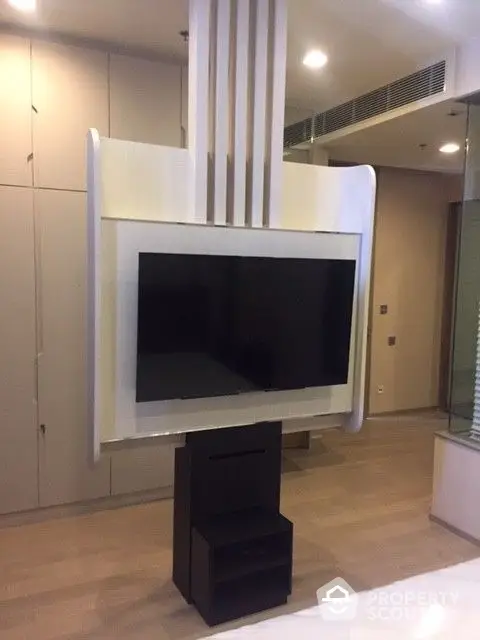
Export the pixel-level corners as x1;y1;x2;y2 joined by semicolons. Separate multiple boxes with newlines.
110;222;359;442
87;132;376;458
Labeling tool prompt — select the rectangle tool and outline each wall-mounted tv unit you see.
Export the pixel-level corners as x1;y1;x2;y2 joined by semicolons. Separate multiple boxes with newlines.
136;253;356;403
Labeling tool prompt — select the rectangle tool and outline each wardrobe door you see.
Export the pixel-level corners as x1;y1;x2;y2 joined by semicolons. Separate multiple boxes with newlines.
36;189;110;507
110;442;178;496
0;186;38;514
32;41;108;191
0;34;33;187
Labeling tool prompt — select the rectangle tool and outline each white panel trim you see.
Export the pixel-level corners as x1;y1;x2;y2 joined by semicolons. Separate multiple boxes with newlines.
266;0;287;229
110;222;359;440
231;0;250;227
248;0;269;227
188;0;212;223
213;0;231;226
343;167;376;433
86;129;102;462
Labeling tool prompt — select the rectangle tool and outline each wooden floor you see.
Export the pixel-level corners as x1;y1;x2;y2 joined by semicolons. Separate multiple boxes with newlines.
0;412;478;639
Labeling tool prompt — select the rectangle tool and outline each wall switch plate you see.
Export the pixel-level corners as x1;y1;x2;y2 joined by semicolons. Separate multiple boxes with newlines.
388;336;396;346
380;305;388;315
377;385;384;394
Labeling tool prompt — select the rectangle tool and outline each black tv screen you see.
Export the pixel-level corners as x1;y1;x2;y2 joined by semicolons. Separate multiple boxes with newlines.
136;253;356;403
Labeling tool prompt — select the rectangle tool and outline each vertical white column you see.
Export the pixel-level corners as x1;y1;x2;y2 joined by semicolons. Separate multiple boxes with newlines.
86;129;102;463
188;0;287;229
265;0;287;229
248;0;270;228
213;0;231;225
189;0;212;223
230;0;250;227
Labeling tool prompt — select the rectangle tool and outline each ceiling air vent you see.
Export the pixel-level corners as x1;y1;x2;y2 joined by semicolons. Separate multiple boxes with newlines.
284;60;446;148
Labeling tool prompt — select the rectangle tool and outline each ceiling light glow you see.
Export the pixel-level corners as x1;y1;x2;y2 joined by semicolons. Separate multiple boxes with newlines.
8;0;36;12
303;49;328;70
439;142;460;154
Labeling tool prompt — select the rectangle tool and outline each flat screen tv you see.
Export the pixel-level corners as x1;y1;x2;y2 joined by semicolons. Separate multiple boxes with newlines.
136;253;356;403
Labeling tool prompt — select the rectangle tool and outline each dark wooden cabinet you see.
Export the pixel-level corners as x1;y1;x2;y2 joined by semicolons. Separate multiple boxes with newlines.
172;422;293;626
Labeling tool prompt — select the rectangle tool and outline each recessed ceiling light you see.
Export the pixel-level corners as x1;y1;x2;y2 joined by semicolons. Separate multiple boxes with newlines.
303;49;328;70
424;0;442;4
439;143;460;154
8;0;36;12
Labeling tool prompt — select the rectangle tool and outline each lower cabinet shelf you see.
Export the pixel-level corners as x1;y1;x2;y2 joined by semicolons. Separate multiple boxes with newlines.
210;577;289;627
191;509;293;626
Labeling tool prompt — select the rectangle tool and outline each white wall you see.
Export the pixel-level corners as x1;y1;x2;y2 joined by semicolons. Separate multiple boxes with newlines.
0;29;185;515
110;54;183;147
454;36;480;99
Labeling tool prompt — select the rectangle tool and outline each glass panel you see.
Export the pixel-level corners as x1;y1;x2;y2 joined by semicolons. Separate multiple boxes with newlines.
449;103;480;435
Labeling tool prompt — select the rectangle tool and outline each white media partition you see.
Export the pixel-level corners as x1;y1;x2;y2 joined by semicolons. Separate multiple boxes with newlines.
87;131;376;459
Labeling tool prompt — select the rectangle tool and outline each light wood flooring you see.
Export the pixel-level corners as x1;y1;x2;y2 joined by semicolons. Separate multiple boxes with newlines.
0;412;478;639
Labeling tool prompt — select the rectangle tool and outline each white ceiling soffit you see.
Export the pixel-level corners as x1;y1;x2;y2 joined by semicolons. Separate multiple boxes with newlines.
327;99;467;174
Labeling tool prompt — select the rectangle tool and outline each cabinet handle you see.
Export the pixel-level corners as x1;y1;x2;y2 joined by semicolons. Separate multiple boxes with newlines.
40;424;46;435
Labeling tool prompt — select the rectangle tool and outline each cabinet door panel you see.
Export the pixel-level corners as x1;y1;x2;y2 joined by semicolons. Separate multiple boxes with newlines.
36;190;110;507
32;42;108;191
110;53;181;147
0;34;33;187
0;187;38;513
111;442;180;496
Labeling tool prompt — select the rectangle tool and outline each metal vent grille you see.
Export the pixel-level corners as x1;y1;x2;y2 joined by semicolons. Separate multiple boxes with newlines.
284;60;446;148
283;118;312;149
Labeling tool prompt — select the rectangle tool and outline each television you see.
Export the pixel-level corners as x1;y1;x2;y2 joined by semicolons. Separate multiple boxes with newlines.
136;252;356;403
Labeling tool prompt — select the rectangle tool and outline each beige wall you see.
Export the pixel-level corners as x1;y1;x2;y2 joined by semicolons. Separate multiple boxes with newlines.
0;30;186;515
369;168;461;414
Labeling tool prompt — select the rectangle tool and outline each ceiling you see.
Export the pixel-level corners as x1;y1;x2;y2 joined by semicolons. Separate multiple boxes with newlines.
327;99;467;173
0;0;477;174
286;0;480;111
0;0;189;62
1;0;480;111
